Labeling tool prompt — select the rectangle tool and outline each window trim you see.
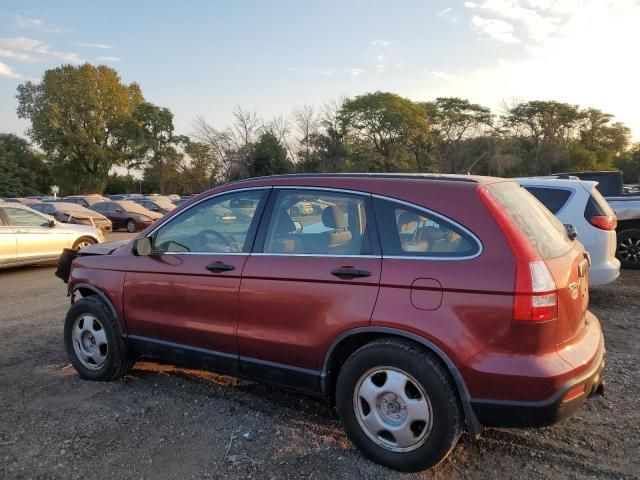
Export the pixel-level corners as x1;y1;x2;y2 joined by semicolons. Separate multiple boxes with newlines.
253;186;381;257
147;187;272;256
522;185;575;215
372;194;483;261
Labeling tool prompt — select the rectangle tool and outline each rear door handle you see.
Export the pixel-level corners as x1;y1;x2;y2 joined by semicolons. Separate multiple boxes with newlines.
206;262;236;273
331;268;372;279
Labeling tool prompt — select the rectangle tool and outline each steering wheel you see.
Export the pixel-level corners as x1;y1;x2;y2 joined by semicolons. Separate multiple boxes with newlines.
196;229;239;252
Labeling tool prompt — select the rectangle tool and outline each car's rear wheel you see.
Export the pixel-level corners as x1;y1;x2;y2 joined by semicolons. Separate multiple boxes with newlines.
64;296;133;381
617;229;640;269
126;218;137;233
72;236;96;250
335;339;461;472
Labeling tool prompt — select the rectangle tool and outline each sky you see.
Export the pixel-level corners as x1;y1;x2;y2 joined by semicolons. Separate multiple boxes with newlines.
1;0;639;140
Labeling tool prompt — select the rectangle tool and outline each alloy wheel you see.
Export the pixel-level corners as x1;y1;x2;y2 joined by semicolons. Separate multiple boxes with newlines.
618;236;640;265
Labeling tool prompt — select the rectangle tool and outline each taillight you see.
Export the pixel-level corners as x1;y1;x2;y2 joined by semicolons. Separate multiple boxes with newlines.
479;187;558;323
588;215;617;231
513;261;558;322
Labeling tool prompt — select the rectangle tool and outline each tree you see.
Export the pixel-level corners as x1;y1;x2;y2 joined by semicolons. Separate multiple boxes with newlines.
125;102;188;193
502;101;581;174
616;144;640;184
249;132;292;177
0;133;49;196
16;64;144;192
339;92;432;171
422;97;493;173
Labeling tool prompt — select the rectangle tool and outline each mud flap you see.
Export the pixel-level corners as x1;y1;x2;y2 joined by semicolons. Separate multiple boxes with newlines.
55;248;78;283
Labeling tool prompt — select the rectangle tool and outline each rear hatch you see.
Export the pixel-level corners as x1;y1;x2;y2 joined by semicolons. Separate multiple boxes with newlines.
481;181;588;346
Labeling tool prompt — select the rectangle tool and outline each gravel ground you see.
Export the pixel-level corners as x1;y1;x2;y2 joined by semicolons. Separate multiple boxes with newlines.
0;243;638;479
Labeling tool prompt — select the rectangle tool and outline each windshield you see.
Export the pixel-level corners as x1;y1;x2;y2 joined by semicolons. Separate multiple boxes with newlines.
484;181;572;259
116;200;153;215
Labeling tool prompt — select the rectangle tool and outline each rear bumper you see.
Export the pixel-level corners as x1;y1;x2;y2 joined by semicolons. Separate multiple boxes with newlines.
588;257;620;286
470;337;605;428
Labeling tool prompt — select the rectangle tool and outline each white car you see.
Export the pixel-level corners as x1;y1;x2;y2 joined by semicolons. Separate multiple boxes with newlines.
518;178;620;286
0;203;104;269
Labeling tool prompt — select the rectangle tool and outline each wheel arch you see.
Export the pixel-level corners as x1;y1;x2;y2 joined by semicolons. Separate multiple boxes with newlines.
69;283;126;335
321;327;482;437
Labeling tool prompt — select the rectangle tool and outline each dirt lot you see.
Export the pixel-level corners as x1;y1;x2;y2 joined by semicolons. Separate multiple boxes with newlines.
1;239;638;479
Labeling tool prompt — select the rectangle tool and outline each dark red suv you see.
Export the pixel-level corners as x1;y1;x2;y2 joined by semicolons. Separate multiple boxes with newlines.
59;174;605;471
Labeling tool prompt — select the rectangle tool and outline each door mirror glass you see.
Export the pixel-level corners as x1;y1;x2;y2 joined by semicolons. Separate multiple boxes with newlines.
133;237;153;256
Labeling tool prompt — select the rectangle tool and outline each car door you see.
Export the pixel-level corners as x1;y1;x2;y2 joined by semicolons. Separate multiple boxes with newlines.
123;188;269;373
0;209;17;266
237;188;382;390
3;206;70;262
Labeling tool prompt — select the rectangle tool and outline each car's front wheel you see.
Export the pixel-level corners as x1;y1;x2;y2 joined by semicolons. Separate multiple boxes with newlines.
64;296;133;381
72;236;96;250
335;339;461;472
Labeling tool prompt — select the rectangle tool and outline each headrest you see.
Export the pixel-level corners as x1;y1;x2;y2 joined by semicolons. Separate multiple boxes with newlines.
322;205;348;230
397;211;422;230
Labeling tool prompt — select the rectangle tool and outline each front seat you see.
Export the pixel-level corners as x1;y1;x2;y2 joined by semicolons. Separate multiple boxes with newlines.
397;212;429;253
268;210;299;253
321;205;352;253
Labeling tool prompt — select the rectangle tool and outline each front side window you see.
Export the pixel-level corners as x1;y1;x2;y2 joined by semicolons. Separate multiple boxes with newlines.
154;190;266;253
4;207;50;227
263;190;371;255
374;198;479;258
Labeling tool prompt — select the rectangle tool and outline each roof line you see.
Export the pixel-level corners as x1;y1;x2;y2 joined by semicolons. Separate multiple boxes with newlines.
228;173;479;185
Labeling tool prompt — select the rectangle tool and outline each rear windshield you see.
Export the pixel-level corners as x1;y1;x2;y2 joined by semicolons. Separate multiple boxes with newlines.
584;186;615;218
485;182;572;259
523;186;572;214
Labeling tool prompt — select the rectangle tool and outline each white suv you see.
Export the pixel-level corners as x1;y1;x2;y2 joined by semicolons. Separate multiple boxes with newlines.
518;178;620;286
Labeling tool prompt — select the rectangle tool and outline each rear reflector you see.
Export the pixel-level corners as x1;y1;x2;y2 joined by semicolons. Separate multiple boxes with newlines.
562;384;586;403
588;215;617;231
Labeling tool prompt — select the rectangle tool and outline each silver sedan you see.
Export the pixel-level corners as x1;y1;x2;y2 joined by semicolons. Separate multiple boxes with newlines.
0;203;104;269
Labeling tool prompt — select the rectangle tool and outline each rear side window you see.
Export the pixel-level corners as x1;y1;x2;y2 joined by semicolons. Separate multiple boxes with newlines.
484;182;571;259
374;198;480;258
584;187;615;219
523;187;572;214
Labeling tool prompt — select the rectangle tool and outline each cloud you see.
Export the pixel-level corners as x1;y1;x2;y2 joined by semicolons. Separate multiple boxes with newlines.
0;36;84;64
96;55;121;62
471;15;520;43
415;0;640;137
12;14;66;33
289;66;335;76
0;61;21;79
77;43;113;49
348;68;364;77
430;70;456;80
371;40;392;47
437;7;452;16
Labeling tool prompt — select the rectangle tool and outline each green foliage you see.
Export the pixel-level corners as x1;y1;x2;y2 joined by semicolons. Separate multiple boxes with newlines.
615;145;640;184
104;174;141;195
339;92;432;172
249;132;292;177
16;64;144;193
0;133;50;196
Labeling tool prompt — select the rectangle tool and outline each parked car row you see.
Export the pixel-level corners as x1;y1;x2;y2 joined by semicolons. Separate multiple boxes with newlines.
0;203;104;269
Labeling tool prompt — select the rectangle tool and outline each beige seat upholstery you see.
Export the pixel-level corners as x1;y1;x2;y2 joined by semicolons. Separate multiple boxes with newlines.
321;205;352;253
268;211;300;253
397;212;429;253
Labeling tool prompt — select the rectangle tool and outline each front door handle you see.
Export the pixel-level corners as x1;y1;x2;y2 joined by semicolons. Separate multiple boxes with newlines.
206;262;235;273
331;267;372;279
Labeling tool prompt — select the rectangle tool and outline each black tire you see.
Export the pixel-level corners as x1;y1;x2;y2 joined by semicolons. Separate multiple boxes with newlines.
335;339;461;472
126;218;137;233
64;296;133;381
72;236;96;250
616;229;640;269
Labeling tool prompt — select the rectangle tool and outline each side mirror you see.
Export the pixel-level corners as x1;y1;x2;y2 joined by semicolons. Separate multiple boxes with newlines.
564;224;578;241
115;208;123;213
48;219;57;227
133;237;153;256
293;220;303;233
